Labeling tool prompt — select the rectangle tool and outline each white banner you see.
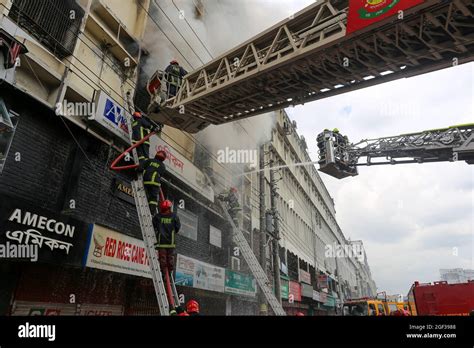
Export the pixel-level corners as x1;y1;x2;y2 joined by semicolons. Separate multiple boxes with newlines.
150;136;214;202
175;254;225;293
84;225;151;279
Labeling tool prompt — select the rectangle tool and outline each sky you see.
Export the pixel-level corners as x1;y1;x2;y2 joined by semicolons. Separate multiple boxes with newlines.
286;62;474;295
148;0;473;295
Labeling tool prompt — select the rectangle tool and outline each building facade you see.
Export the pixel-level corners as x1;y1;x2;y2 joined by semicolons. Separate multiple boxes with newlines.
440;268;474;284
0;0;376;316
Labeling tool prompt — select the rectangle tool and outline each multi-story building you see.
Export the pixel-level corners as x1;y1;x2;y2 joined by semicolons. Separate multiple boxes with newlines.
0;0;261;316
0;0;376;316
440;268;474;284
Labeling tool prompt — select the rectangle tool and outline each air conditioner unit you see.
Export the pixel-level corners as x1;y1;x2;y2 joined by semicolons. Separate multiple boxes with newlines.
231;256;241;271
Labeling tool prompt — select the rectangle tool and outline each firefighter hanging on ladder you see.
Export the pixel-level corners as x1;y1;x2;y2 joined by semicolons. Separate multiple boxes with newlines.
131;111;162;170
143;150;167;214
218;187;242;227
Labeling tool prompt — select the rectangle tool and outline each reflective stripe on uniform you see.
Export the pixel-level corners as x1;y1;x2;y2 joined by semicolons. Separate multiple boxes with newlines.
157;231;176;248
144;181;161;186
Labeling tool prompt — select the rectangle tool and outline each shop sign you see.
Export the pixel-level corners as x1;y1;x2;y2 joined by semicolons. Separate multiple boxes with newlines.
113;178;135;205
319;292;327;304
92;90;130;143
299;269;311;284
175;254;225;293
289;281;301;302
312;290;320;302
11;301;76;316
77;304;124;316
318;274;328;289
150;136;214;202
346;0;425;34
225;270;256;297
301;283;313;298
84;224;151;279
280;277;289;299
0;195;89;266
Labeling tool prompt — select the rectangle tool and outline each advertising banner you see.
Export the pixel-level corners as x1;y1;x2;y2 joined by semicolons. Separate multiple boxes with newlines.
11;301;76;316
175;254;225;293
0;194;89;266
225;270;256;297
149;136;214;202
299;269;311;284
289;281;302;302
346;0;425;34
84;225;151;279
318;274;328;289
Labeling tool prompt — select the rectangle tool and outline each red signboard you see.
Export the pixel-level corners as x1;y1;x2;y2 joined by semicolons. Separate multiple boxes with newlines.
346;0;425;34
289;281;302;302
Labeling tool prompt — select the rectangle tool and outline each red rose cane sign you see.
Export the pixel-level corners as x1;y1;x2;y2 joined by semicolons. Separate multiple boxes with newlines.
346;0;425;34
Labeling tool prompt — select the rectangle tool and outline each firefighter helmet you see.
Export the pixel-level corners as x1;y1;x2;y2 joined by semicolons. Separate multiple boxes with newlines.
186;299;200;314
155;150;167;161
132;111;142;119
160;200;172;213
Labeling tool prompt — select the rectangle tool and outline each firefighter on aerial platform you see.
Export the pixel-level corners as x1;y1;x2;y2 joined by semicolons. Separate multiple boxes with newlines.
218;187;241;226
165;60;188;98
143;150;167;214
131;111;162;170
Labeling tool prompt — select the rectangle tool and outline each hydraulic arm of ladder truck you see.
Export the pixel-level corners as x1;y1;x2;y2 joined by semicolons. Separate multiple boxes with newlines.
317;124;474;179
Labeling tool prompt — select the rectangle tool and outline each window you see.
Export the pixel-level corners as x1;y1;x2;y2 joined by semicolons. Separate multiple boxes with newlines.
9;0;84;59
377;304;386;316
0;99;18;174
178;209;198;241
368;304;377;316
209;225;222;248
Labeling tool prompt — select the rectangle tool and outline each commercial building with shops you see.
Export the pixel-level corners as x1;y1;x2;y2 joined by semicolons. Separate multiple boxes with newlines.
0;0;258;316
0;0;376;317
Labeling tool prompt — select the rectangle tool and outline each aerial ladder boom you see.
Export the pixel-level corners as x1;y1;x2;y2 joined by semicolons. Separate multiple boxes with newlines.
317;124;474;179
146;0;474;133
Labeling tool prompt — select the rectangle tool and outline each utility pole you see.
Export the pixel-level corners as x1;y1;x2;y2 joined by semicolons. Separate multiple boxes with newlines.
258;144;268;315
269;157;282;304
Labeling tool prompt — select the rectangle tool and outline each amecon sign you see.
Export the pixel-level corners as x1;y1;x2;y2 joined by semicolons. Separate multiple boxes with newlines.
0;195;89;266
92;90;130;143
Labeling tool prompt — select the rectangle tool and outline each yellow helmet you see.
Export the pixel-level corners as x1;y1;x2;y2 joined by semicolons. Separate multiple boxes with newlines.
333;128;340;133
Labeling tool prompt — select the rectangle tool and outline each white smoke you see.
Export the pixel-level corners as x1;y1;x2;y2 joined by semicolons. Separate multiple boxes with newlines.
141;0;313;182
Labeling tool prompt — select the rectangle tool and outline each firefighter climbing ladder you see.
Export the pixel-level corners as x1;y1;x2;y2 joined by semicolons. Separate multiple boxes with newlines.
217;200;287;316
111;89;179;316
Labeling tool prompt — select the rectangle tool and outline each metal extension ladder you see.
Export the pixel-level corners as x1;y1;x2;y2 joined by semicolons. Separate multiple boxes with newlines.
217;201;287;316
121;89;178;316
